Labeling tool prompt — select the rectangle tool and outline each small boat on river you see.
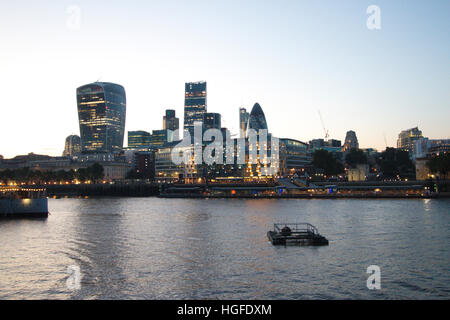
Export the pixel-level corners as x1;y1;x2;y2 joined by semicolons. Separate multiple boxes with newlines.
267;223;329;246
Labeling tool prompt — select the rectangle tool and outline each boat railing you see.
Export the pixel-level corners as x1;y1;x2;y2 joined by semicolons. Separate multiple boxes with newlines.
273;223;319;235
0;186;47;199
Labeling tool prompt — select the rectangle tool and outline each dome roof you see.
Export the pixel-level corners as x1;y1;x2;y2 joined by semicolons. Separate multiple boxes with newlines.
247;103;268;132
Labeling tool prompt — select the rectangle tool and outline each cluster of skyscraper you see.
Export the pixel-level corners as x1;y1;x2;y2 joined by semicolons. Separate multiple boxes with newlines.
59;79;446;184
1;78;446;184
125;81;283;181
62;80;361;182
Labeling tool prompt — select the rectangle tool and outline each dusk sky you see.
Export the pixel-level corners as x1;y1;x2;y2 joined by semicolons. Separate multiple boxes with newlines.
1;0;449;158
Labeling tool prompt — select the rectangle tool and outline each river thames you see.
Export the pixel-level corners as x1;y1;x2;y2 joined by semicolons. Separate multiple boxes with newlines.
0;198;449;299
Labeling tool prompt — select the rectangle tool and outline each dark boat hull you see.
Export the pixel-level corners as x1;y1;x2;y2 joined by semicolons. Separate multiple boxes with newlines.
0;198;48;219
1;212;48;219
267;231;329;246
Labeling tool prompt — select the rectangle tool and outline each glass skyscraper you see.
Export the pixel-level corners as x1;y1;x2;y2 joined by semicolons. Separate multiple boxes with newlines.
77;82;126;153
247;103;268;132
184;81;207;138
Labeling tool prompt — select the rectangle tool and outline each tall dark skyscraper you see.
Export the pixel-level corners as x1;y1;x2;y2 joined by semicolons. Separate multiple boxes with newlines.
163;109;179;131
239;107;249;138
184;81;207;137
77;82;126;153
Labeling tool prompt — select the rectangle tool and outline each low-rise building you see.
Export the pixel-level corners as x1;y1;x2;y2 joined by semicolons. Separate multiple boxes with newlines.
279;138;311;176
0;152;130;182
348;164;369;182
415;158;431;181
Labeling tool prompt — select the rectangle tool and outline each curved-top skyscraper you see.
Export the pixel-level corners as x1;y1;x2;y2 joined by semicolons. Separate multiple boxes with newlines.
247;103;268;132
77;82;126;153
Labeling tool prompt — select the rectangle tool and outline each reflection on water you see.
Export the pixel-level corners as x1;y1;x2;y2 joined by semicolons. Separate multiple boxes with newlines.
0;198;449;299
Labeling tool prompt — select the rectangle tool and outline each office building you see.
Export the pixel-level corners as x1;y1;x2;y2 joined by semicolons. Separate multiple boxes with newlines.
245;103;279;180
428;139;450;156
239;108;249;138
63;135;81;157
342;130;359;152
128;131;152;148
203;113;221;130
77;82;126;153
279;138;312;176
310;139;341;149
247;103;268;133
130;151;155;179
397;127;423;154
163;109;179;131
152;129;173;149
184;81;207;138
328;139;341;148
155;145;195;182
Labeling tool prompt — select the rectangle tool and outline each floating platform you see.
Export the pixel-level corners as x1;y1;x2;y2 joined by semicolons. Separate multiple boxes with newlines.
267;223;329;246
1;187;48;219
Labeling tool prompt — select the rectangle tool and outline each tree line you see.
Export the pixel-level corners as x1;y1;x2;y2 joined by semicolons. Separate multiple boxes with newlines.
311;147;416;179
426;153;450;178
0;163;104;184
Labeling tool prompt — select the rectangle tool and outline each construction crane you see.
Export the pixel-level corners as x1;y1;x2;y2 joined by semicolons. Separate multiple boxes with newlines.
318;110;329;141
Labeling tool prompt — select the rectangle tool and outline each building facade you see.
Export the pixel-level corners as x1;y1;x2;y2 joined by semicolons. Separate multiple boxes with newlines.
77;82;126;153
342;130;359;152
239;107;249;138
244;103;279;180
203;113;221;130
397;127;423;154
130;151;155;179
155;146;193;182
163;109;179;131
348;164;369;182
0;152;130;182
128;131;152;148
247;103;268;133
279;138;312;176
428;139;450;156
63;135;81;157
151;129;173;149
184;81;207;138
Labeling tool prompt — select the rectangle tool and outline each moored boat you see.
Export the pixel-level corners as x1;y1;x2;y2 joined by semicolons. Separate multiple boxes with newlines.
0;186;48;218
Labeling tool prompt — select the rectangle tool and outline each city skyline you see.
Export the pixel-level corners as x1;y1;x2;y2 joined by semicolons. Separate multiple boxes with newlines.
1;1;449;158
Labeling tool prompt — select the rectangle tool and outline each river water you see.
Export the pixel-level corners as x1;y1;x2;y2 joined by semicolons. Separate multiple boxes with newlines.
0;198;449;299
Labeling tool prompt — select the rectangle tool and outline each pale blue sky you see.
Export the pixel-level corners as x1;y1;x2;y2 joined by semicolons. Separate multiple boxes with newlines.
0;0;449;158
